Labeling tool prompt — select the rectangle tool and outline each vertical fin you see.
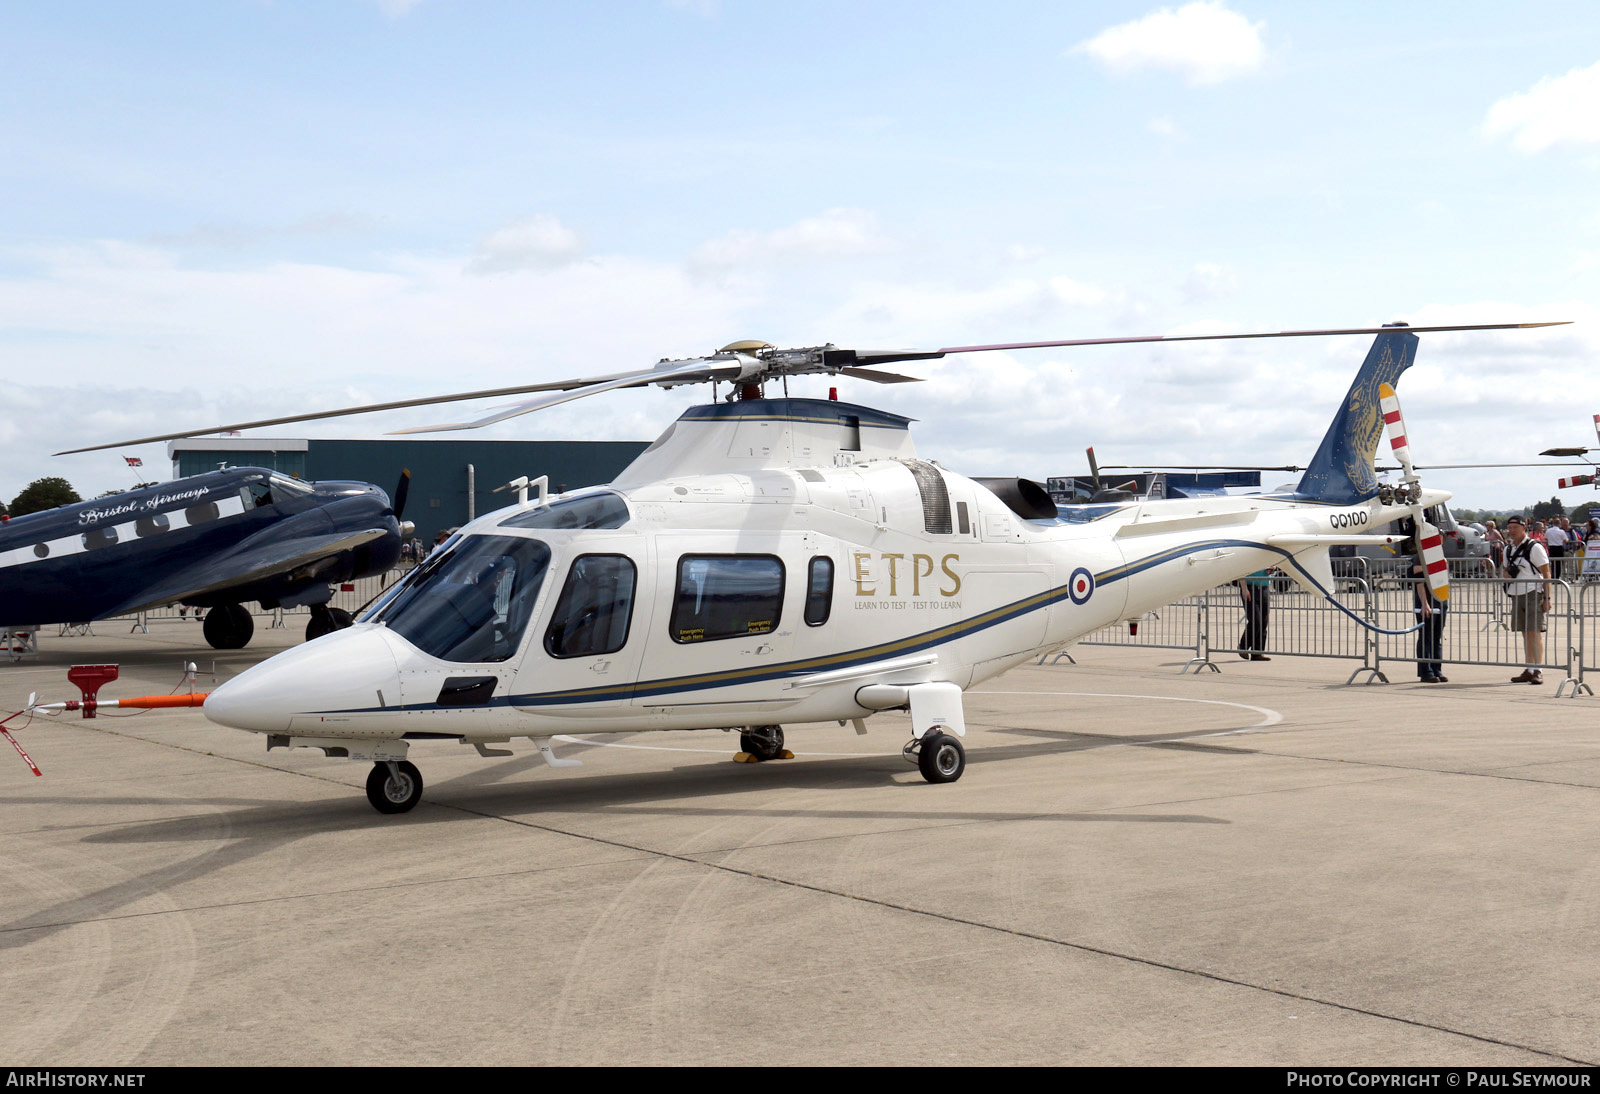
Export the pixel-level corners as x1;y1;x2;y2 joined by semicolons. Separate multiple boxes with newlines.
1295;330;1419;503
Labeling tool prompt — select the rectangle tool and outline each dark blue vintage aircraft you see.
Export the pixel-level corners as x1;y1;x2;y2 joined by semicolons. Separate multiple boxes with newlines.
0;467;410;648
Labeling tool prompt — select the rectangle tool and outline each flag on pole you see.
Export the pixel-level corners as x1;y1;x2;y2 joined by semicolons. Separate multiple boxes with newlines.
124;456;143;468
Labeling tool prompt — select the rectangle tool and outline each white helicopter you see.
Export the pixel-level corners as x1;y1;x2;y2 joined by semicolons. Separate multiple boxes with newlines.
69;321;1562;813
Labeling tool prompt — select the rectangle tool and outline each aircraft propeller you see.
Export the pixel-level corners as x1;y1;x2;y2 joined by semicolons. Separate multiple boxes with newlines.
392;468;411;522
1377;382;1449;603
53;321;1569;456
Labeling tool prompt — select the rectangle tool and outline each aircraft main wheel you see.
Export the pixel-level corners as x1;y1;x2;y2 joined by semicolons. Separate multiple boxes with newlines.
366;760;423;814
739;725;785;761
917;732;965;784
306;606;355;642
202;603;254;650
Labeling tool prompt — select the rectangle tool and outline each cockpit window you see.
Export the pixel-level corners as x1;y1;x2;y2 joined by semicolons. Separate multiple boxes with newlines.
377;535;551;663
499;492;629;531
269;473;313;497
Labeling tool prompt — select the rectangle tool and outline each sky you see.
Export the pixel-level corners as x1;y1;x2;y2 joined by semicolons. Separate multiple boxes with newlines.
3;1;1600;510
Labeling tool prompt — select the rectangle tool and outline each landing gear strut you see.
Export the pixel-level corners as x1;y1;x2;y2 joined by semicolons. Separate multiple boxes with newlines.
202;603;254;650
905;730;966;784
738;724;788;762
366;760;424;814
306;604;355;642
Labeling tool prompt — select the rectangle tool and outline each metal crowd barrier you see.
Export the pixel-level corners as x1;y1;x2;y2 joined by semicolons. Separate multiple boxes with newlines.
1075;556;1596;695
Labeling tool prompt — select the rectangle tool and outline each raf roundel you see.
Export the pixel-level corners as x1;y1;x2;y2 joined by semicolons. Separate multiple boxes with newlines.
1068;567;1095;606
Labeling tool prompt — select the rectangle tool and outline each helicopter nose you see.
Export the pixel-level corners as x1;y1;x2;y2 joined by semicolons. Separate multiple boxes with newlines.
205;626;405;733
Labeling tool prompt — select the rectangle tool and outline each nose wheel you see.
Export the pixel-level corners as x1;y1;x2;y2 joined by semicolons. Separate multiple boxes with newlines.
366;760;424;814
905;731;965;784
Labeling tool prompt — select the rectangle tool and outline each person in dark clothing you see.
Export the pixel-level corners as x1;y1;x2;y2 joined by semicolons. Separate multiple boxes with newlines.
1236;569;1271;661
1412;553;1448;683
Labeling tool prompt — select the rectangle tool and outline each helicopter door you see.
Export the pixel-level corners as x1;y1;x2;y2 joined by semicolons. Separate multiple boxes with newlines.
512;544;653;717
631;538;793;713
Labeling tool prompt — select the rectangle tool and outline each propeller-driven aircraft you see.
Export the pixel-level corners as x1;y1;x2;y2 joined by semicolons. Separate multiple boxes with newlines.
0;467;412;648
55;321;1563;812
1542;414;1600;492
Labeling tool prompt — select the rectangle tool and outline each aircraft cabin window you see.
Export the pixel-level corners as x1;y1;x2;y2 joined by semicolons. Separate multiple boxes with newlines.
33;543;49;559
243;482;274;508
500;492;630;531
804;557;833;626
185;501;220;525
378;535;552;663
82;526;118;551
671;555;784;644
544;554;637;659
136;513;171;537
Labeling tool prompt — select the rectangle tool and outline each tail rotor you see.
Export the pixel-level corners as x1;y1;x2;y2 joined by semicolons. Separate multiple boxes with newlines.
1378;382;1449;602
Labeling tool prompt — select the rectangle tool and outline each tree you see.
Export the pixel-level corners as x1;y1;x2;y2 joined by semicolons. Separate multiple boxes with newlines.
9;477;81;517
1531;496;1566;522
0;495;7;518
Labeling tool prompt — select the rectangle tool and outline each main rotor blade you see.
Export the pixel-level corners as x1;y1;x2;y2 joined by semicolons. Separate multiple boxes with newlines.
386;358;728;435
1540;447;1592;457
937;321;1570;356
51;369;696;456
837;367;922;384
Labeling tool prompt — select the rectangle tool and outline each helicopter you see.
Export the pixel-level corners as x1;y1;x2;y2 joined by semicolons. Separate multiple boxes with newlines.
55;321;1563;813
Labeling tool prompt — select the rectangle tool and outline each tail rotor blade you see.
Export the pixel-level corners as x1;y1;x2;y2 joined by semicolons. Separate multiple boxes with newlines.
1418;520;1451;602
1378;383;1416;481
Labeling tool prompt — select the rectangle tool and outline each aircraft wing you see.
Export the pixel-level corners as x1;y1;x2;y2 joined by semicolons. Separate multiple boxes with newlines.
114;528;390;616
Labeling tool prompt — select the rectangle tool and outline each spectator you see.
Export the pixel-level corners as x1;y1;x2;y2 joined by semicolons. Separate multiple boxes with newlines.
1504;516;1553;685
1412;549;1448;683
1236;569;1272;661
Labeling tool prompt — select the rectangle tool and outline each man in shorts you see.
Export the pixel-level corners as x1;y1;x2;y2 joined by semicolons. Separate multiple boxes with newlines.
1504;516;1553;684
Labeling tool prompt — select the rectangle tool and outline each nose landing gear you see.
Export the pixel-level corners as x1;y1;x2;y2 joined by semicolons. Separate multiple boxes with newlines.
306;604;355;642
366;760;424;813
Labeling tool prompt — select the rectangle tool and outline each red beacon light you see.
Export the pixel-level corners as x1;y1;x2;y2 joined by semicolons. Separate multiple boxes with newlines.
829;387;838;401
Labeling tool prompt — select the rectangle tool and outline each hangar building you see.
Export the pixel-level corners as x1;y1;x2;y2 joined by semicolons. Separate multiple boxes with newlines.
169;437;650;545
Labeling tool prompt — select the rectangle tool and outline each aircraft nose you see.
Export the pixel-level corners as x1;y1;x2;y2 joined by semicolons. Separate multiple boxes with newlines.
205;626;404;733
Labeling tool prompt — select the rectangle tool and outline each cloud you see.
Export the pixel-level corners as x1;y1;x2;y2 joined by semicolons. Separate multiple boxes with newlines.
1180;262;1236;303
1072;2;1266;85
1483;60;1600;153
368;0;426;17
468;215;585;274
1147;115;1183;139
689;208;897;272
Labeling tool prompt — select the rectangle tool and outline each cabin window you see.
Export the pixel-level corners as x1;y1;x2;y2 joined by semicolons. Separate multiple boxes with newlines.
804;557;833;626
671;555;784;644
957;501;970;535
136;513;170;537
500;492;630;531
81;526;118;551
378;535;551;663
243;482;273;508
185;501;220;525
33;543;49;558
544;554;637;659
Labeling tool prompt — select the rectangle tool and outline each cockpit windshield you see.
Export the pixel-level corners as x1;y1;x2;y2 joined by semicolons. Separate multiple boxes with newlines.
499;492;629;531
375;535;551;663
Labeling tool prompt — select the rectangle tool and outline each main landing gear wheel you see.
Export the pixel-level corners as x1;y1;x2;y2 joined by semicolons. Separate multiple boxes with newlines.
306;605;355;642
916;732;966;784
202;603;254;650
739;725;786;761
366;760;424;814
